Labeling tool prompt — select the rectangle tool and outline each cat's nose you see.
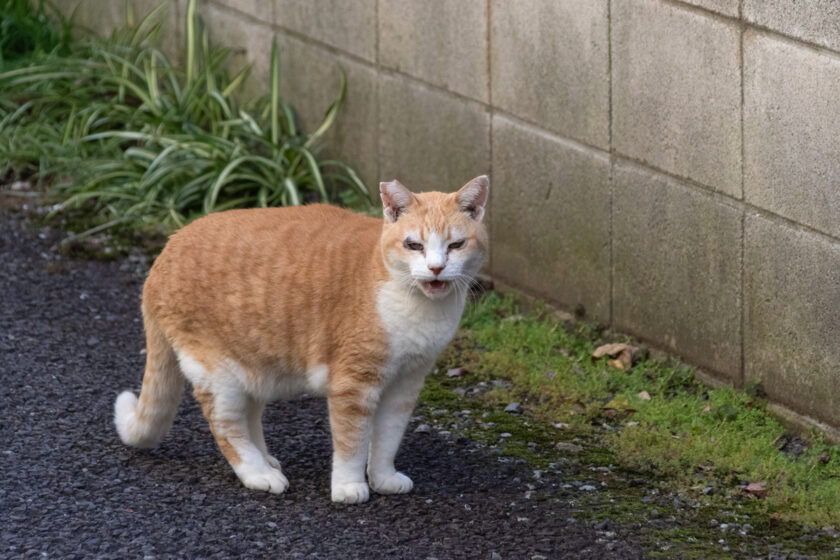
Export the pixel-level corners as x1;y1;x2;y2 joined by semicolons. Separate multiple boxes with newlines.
429;266;445;276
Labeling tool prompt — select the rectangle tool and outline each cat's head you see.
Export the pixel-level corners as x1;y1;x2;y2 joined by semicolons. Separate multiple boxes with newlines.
379;175;489;300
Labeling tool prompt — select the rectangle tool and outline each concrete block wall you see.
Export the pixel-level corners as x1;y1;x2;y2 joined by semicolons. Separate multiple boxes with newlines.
56;0;840;434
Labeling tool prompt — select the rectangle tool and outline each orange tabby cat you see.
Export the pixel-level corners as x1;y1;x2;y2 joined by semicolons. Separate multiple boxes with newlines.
114;175;489;503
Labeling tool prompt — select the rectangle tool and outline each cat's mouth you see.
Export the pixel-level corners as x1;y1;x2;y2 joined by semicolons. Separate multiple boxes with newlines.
422;280;450;294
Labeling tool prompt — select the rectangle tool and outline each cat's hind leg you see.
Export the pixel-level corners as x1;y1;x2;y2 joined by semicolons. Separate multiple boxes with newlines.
193;381;289;494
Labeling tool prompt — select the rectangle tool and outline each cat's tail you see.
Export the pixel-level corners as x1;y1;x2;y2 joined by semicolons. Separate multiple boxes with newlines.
114;315;184;448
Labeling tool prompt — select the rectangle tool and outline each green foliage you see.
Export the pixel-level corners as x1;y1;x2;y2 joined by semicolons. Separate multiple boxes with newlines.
437;292;840;527
0;0;370;235
0;0;74;64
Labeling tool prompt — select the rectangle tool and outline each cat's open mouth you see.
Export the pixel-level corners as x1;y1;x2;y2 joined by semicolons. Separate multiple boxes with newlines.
423;280;449;293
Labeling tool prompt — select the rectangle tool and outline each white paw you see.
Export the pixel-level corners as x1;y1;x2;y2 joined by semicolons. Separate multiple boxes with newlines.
236;465;289;494
369;471;413;495
331;482;370;504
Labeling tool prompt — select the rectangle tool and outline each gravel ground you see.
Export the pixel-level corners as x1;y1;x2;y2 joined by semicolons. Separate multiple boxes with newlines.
0;210;648;560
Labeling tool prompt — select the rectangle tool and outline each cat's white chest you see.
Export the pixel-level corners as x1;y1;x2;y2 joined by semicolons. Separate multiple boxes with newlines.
375;280;464;374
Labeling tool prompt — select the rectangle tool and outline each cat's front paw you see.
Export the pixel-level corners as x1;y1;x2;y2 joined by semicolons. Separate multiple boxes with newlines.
331;482;370;504
369;471;413;495
236;464;289;494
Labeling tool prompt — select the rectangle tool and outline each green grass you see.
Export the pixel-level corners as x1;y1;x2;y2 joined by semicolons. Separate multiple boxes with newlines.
430;292;840;527
0;0;370;238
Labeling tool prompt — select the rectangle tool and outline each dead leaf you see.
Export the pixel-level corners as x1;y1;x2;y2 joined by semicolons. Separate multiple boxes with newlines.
701;403;711;414
446;367;466;378
637;391;651;401
608;358;626;370
592;343;629;359
603;397;635;420
744;482;767;499
593;343;637;370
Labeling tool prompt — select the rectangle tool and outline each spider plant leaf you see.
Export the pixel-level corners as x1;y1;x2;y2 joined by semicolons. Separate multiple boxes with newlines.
283;177;301;206
298;148;328;201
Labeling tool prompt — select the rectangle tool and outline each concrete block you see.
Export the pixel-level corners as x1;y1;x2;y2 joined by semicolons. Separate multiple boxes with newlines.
379;74;490;193
745;214;840;428
203;4;274;98
679;0;739;17
50;0;181;64
490;0;609;149
744;31;840;238
214;0;271;22
490;116;611;322
274;0;376;62
612;0;741;197
613;162;741;378
272;35;379;192
744;0;840;52
379;0;488;102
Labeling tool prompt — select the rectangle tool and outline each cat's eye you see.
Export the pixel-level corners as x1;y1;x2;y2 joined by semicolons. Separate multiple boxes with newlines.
448;240;466;250
404;240;424;251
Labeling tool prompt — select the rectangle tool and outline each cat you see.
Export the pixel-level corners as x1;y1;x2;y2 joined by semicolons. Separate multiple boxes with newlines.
114;175;489;503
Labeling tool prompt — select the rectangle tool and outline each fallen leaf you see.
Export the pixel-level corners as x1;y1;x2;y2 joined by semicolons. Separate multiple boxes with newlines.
592;343;630;359
608;358;626;370
603;397;636;420
701;403;711;414
604;398;632;410
593;343;637;370
637;391;651;401
446;367;466;378
744;482;767;499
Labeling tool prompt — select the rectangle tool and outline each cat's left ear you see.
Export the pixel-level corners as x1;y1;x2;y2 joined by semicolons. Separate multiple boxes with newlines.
455;175;490;221
380;180;415;223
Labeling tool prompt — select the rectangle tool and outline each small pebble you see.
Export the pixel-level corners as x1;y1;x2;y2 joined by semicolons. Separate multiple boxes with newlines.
414;424;431;434
504;402;522;414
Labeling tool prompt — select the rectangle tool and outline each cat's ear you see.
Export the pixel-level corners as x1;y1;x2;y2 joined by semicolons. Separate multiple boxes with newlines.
380;180;414;223
455;175;490;221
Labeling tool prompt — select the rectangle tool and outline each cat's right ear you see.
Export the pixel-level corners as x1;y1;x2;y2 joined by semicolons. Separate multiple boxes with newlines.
380;180;414;223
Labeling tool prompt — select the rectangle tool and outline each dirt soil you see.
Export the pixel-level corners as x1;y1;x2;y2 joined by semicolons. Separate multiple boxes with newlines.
1;208;837;560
